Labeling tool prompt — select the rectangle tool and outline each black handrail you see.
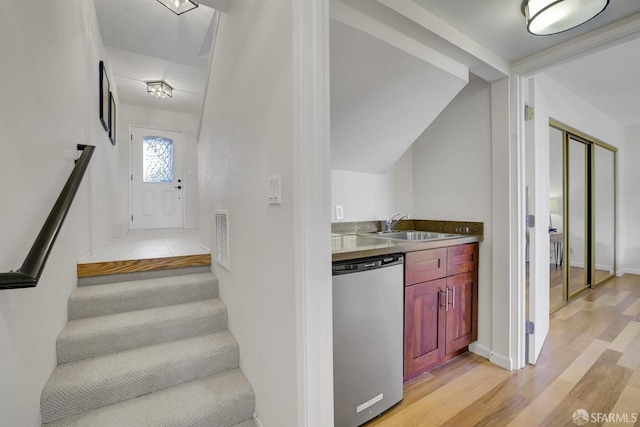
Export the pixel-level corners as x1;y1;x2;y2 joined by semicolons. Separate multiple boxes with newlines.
0;144;95;290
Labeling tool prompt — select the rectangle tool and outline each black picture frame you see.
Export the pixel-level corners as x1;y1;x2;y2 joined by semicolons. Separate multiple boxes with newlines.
99;61;110;132
109;92;116;145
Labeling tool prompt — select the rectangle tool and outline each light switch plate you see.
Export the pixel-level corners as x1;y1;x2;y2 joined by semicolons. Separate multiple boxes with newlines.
335;205;344;220
268;176;281;205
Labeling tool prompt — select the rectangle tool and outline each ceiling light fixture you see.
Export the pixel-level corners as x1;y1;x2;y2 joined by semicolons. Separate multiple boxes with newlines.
146;81;173;98
156;0;198;16
521;0;609;36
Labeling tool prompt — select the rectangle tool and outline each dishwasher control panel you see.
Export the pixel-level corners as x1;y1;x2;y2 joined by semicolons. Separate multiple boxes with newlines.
332;254;403;275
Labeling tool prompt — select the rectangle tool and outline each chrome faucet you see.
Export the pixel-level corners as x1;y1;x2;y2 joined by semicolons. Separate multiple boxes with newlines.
384;213;408;232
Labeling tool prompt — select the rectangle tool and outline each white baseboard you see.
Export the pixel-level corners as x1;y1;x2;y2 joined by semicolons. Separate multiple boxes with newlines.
253;414;264;427
570;261;585;268
199;244;211;252
469;342;491;360
469;343;513;370
595;263;613;272
620;268;640;276
489;350;513;370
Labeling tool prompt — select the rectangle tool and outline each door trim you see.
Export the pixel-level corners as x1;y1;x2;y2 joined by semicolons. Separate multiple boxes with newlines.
128;124;186;230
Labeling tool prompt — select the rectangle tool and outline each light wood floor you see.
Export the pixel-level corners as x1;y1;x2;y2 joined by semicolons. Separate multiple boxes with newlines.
550;265;588;310
365;274;640;427
551;265;617;311
550;264;565;310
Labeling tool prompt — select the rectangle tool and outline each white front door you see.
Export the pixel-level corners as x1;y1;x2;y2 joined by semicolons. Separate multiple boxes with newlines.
131;126;184;229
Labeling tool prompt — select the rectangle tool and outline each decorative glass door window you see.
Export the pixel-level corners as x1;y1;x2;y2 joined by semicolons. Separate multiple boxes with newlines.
143;136;174;183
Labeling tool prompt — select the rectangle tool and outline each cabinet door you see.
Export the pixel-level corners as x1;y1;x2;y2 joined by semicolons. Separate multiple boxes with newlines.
447;243;479;276
406;248;447;285
404;279;446;380
445;271;478;354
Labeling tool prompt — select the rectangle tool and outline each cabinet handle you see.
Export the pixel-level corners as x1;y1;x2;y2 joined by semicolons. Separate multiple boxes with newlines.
449;286;455;309
439;289;448;311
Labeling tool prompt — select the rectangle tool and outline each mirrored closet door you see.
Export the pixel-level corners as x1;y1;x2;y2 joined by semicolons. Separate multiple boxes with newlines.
548;121;617;313
593;145;616;285
567;136;588;299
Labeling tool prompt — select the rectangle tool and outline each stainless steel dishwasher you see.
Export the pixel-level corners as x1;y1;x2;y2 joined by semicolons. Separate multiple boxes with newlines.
332;253;404;427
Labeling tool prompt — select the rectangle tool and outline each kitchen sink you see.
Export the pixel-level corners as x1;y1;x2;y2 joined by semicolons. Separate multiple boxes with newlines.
372;231;459;241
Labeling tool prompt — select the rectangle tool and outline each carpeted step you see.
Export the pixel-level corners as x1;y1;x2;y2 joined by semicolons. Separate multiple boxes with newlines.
57;298;227;364
68;273;218;320
43;369;254;427
42;331;240;424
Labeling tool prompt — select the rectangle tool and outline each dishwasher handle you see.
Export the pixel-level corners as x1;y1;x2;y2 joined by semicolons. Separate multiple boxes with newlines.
332;254;403;275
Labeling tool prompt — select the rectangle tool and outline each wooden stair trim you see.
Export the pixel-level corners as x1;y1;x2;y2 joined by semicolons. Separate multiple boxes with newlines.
77;254;211;278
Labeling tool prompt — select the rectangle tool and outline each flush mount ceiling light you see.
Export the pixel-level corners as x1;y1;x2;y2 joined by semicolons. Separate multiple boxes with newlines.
156;0;198;15
146;81;173;98
521;0;609;35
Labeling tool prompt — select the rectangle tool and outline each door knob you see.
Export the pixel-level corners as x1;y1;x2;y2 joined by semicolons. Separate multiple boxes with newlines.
174;185;182;189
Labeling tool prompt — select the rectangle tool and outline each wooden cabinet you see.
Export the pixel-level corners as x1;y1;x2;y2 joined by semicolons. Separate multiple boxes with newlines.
406;248;447;284
447;243;479;276
404;243;478;381
445;271;478;355
404;278;446;374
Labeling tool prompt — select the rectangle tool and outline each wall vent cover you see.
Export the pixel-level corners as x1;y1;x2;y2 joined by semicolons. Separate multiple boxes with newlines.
215;210;230;270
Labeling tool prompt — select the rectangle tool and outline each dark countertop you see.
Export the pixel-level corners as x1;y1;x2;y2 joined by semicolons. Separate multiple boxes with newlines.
331;233;481;262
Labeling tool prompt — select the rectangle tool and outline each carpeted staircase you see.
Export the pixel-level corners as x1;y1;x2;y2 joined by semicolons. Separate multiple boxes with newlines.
40;272;256;426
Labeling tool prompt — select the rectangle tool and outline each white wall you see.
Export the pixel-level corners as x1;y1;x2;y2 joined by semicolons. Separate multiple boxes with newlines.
117;104;200;229
622;125;640;274
331;147;414;222
0;0;119;424
411;75;495;361
197;0;299;425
